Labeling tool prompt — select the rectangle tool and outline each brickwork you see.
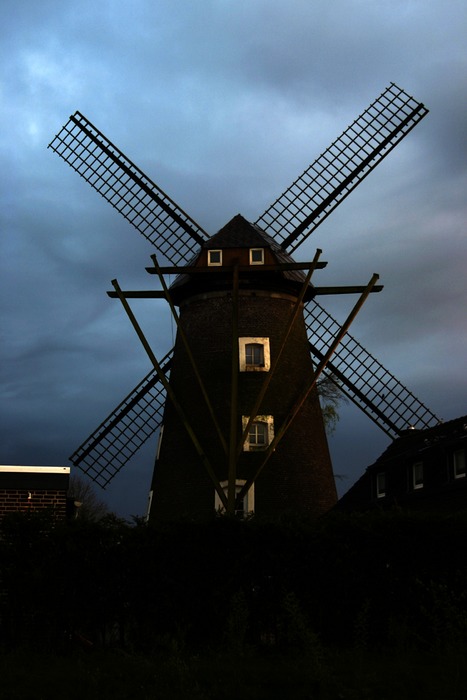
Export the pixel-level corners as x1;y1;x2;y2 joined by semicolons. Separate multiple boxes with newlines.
0;489;67;520
151;289;336;522
0;467;70;521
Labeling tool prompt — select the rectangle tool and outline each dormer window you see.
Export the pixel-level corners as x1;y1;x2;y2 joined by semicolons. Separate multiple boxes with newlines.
208;249;222;266
250;248;264;265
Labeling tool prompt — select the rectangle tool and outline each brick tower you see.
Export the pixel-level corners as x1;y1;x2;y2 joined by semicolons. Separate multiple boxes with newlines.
149;215;336;521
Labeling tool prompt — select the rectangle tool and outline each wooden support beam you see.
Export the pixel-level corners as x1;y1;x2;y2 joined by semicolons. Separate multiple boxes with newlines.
145;261;328;275
237;273;380;504
150;254;228;457
111;278;228;510
236;248;324;459
228;263;240;516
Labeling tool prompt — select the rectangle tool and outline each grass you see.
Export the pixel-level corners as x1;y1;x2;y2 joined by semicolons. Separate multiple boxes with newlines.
1;646;466;700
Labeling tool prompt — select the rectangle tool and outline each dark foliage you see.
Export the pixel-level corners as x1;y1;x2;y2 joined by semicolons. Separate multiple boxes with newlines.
1;509;466;656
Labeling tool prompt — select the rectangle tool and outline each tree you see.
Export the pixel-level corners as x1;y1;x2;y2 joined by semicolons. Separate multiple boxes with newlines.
317;373;346;435
68;474;110;521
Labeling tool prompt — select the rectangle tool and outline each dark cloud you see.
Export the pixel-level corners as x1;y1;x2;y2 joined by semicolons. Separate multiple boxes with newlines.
1;0;466;517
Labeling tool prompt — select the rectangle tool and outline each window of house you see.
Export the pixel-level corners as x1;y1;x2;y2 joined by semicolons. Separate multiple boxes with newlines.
250;248;264;265
238;337;270;372
242;415;274;451
454;449;466;479
208;249;222;266
376;472;386;498
214;479;255;517
412;461;424;490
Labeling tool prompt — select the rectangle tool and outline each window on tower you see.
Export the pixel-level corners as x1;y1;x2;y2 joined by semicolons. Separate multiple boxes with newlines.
246;343;264;367
242;415;274;451
208;249;222;266
239;337;270;372
214;479;255;517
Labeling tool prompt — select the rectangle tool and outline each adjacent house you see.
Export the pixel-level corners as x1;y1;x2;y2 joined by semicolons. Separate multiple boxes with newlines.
0;466;70;520
337;415;467;514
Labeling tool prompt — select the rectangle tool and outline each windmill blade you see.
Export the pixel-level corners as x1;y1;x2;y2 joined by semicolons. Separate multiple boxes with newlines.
305;302;440;438
70;351;172;488
48;113;209;265
256;84;428;253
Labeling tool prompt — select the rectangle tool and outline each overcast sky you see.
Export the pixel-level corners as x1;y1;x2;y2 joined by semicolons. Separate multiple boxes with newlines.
1;0;466;518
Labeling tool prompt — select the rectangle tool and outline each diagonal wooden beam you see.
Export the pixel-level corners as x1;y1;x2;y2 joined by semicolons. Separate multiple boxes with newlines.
111;278;228;510
236;274;380;505
151;254;228;457
236;249;323;458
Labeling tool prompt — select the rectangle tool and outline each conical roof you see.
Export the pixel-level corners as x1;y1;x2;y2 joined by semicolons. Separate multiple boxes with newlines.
169;214;313;303
205;214;279;249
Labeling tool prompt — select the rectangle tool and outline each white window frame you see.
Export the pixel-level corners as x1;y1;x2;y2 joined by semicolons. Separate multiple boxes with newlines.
155;425;164;461
208;249;222;266
146;490;154;521
239;337;270;372
376;472;386;498
249;248;265;265
242;415;274;452
412;461;424;490
214;479;255;517
454;449;466;479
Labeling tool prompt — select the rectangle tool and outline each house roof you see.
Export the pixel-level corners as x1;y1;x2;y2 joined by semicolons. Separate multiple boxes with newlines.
370;414;467;469
335;414;467;513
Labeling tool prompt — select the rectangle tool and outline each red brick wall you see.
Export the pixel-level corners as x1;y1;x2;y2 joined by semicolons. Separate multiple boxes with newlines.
0;489;67;520
150;289;336;522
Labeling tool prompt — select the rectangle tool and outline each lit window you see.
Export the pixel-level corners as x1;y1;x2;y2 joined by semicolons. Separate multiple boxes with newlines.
239;337;270;372
246;343;264;367
376;472;386;498
412;461;423;490
242;415;274;451
214;479;255;517
454;449;466;479
208;249;222;266
250;248;264;265
249;422;267;448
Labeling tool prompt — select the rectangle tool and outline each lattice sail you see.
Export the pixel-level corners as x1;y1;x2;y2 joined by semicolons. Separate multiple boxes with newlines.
256;83;428;253
305;302;440;438
70;352;172;488
48;113;209;265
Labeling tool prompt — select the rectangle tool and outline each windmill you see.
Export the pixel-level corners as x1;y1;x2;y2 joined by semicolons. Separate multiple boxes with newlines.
48;83;440;521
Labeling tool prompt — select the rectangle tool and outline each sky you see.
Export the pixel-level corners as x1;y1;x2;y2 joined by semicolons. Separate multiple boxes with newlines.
1;0;466;519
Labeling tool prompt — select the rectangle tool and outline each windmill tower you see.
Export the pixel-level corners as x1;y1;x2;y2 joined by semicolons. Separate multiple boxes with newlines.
48;84;440;521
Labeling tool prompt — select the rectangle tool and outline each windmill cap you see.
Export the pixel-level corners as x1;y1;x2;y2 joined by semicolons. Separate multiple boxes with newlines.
169;214;314;304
